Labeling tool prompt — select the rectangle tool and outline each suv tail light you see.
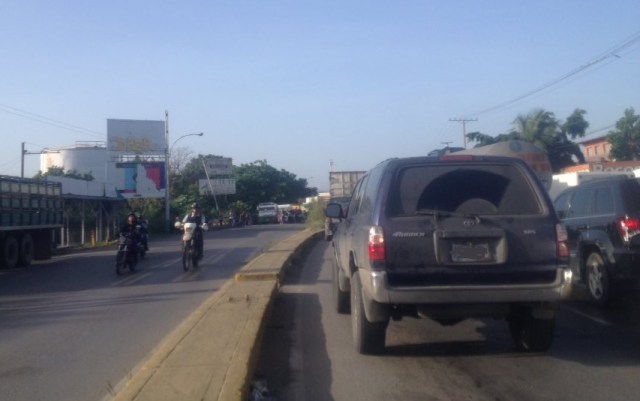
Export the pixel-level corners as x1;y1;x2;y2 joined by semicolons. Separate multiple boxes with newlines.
368;226;386;263
616;217;640;243
556;223;570;260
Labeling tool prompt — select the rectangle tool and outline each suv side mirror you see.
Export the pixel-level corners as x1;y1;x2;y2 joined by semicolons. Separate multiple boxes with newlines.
325;202;343;219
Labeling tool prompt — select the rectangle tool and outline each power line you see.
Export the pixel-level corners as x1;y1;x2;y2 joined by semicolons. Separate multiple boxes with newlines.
464;29;640;118
584;124;615;138
0;103;105;139
0;153;23;175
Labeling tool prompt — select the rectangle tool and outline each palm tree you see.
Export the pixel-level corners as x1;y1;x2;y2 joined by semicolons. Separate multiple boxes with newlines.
466;109;588;172
509;109;585;172
511;109;558;148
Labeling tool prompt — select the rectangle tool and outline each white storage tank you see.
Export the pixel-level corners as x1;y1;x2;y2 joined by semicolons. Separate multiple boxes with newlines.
40;143;108;182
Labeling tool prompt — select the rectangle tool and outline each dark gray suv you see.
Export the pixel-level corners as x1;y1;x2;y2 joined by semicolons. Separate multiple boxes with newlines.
553;175;640;305
326;154;572;355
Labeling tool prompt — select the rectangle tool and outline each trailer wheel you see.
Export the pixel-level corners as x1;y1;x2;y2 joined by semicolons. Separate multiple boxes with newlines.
18;233;34;267
1;235;19;269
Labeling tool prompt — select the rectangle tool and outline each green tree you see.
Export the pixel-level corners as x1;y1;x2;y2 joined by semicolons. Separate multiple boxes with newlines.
34;166;94;181
547;108;589;171
467;108;588;172
169;146;194;175
608;108;640;160
165;154;217;223
466;131;515;146
233;160;317;210
563;108;589;139
173;154;209;196
40;166;65;177
510;109;563;151
168;157;317;219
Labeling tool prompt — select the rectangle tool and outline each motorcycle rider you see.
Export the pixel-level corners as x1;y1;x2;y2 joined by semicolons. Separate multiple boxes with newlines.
119;213;141;237
118;213;142;262
137;213;149;251
182;202;206;259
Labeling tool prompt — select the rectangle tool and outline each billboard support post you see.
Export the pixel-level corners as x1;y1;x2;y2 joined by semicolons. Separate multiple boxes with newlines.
164;111;170;233
201;157;219;212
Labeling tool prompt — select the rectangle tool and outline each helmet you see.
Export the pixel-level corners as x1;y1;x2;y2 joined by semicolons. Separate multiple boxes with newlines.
191;202;200;209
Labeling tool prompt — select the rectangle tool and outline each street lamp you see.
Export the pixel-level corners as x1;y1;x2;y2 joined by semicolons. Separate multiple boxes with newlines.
165;132;204;232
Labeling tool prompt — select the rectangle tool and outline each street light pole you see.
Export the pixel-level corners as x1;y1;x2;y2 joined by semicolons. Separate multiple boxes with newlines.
164;132;204;232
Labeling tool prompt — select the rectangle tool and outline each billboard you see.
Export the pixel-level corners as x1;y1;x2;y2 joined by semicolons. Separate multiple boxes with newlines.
115;161;166;199
199;178;236;195
203;156;233;176
107;119;166;155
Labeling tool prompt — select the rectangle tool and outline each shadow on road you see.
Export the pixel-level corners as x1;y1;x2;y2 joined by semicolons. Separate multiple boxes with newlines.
256;238;335;401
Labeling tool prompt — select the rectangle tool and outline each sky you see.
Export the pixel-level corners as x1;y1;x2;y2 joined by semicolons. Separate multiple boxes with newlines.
1;0;639;192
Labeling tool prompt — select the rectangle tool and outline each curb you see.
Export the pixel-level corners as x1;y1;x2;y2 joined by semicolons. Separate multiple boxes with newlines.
222;228;323;401
108;228;322;401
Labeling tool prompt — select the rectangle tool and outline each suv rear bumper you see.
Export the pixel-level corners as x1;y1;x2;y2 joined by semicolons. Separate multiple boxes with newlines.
361;267;573;305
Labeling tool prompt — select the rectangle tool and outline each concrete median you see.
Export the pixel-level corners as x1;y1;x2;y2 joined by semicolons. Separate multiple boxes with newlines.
109;228;322;401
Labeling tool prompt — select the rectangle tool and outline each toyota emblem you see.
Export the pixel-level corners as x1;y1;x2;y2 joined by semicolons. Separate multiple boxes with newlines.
463;219;476;227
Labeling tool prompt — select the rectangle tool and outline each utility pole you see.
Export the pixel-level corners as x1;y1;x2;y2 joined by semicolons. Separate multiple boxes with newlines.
21;142;26;178
22;142;53;178
449;117;478;149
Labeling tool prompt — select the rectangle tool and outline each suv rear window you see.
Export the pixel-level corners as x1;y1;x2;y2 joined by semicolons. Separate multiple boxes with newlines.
386;163;542;217
621;179;640;215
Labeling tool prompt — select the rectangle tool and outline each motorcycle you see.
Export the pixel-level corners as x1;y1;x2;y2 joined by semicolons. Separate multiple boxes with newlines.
175;221;208;271
115;232;139;275
137;225;147;260
138;220;150;256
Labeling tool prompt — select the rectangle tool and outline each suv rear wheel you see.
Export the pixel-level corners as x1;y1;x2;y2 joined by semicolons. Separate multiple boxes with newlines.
351;271;387;355
508;309;555;352
585;252;610;305
333;259;350;314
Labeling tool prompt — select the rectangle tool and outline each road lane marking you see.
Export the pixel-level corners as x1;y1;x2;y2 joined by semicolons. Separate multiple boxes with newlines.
563;305;612;326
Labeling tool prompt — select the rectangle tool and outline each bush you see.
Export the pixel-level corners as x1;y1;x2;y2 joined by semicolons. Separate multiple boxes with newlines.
305;198;327;230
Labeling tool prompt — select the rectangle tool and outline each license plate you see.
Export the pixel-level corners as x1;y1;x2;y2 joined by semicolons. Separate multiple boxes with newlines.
450;241;493;262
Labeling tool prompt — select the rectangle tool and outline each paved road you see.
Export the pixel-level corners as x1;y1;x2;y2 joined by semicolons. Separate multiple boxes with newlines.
258;240;640;401
0;223;305;401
